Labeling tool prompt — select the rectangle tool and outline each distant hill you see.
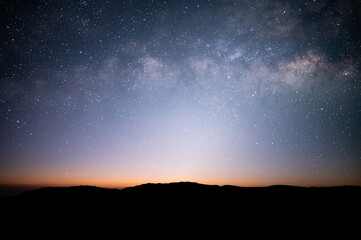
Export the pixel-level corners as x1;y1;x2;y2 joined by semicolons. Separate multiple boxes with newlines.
2;182;361;232
2;182;361;219
10;181;361;199
10;181;361;204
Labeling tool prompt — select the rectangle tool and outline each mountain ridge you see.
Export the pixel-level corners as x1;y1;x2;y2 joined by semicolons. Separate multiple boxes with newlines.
2;182;361;222
12;181;361;200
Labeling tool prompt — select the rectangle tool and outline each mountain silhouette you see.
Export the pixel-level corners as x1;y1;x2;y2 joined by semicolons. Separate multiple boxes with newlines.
6;182;360;209
9;181;361;202
2;182;361;226
2;181;361;235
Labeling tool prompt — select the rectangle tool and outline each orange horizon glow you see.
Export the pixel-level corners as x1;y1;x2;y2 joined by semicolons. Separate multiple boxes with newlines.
2;172;361;190
2;153;360;189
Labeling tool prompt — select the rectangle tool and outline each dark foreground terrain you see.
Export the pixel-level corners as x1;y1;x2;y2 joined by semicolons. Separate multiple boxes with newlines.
3;182;360;211
2;182;360;232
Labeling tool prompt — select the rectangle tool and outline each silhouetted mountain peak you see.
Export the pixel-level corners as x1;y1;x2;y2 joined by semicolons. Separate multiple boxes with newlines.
2;182;360;232
7;182;360;207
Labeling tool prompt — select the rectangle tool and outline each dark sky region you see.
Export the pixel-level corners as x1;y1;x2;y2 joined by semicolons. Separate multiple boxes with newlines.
0;0;360;188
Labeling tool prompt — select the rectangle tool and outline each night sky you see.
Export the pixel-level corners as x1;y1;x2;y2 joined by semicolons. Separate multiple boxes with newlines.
1;0;361;188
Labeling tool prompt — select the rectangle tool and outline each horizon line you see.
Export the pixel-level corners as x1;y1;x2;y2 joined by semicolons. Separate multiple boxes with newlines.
1;180;361;190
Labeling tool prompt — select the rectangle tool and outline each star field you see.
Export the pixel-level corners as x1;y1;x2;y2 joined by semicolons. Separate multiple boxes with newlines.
1;0;361;187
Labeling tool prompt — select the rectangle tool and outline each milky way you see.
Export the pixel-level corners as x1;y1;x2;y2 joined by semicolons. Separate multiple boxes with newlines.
1;0;361;187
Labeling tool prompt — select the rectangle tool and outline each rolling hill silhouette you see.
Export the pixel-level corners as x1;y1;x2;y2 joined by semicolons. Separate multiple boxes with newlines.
2;181;361;234
7;182;360;207
7;181;361;201
2;182;361;222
